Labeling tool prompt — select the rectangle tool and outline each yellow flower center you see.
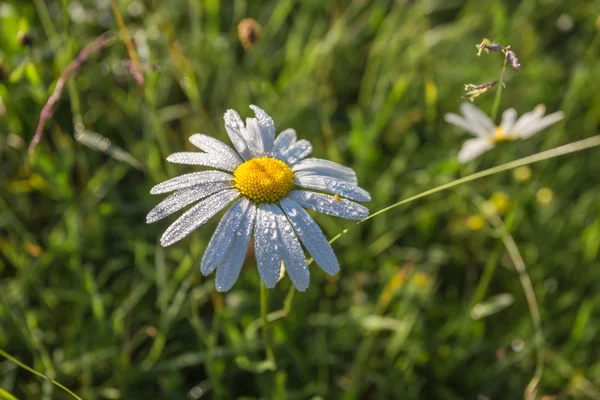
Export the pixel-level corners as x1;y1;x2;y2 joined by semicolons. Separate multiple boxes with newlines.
491;126;514;144
493;126;505;143
233;157;295;203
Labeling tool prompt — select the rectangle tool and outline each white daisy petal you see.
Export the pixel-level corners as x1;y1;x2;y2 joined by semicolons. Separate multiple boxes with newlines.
188;133;243;166
499;108;518;134
295;175;371;202
150;171;233;194
281;198;339;275
272;205;309;291
224;109;253;160
254;204;283;288
160;189;239;247
244;118;267;158
273;128;297;158
147;181;233;223
458;137;494;163
288;190;369;220
292;158;358;184
460;102;496;134
166;152;239;171
444;113;489;137
250;105;275;154
517;111;564;139
278;139;312;165
201;199;251;275
215;203;256;292
509;105;547;135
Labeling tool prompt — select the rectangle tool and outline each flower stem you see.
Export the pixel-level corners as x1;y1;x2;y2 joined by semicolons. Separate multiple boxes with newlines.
490;57;507;122
260;282;276;368
472;193;544;400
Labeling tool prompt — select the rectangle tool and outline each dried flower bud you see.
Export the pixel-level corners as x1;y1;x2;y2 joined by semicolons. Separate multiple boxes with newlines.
476;38;505;56
237;18;261;50
17;30;34;47
504;50;521;71
461;80;498;101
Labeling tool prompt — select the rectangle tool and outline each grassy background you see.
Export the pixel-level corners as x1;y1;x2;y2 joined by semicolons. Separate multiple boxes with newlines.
1;0;600;398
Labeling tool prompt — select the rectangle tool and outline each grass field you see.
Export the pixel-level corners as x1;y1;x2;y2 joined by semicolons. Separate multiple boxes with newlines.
1;0;600;399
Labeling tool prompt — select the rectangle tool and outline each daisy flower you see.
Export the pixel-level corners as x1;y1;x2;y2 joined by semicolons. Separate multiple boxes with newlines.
147;105;370;292
444;103;565;163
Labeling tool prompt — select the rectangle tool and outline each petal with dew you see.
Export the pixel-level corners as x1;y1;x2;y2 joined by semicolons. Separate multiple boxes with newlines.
166;152;239;171
189;133;243;166
295;175;371;202
224;109;253;160
249;105;275;154
499;108;518;135
254;204;283;288
272;205;309;291
147;181;233;223
273;128;297;158
214;203;256;292
288;190;369;220
458;137;494;163
281;198;339;275
460;102;496;135
150;171;233;194
292;158;357;184
201;199;251;275
160;189;239;247
517;111;564;139
278;139;312;165
244;118;267;158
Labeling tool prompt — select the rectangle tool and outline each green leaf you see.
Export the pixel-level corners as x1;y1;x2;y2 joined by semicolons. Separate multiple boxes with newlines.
0;387;19;400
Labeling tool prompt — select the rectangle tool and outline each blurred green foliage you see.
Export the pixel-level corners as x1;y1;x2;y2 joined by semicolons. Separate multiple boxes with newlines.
1;0;600;398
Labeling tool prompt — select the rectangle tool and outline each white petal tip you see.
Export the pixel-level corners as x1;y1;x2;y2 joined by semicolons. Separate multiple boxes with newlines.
294;284;308;292
159;234;177;247
262;281;277;289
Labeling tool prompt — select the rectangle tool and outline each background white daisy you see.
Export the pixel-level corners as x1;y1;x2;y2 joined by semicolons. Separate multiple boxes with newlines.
445;103;565;162
147;105;370;292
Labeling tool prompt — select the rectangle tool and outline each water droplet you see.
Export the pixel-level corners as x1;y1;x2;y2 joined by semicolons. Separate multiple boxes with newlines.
511;338;524;352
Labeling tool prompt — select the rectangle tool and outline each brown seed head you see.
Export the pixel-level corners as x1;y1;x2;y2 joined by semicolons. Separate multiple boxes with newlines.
237;18;261;50
505;50;521;71
17;30;34;47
